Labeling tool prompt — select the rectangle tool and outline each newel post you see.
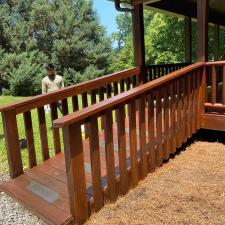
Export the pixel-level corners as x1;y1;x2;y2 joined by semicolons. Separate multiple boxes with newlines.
197;0;209;62
198;65;207;128
132;4;146;84
62;122;88;225
1;109;23;178
184;16;192;63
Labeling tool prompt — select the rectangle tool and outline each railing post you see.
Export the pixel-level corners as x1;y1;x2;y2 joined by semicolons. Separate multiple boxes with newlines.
1;109;23;178
198;66;207;128
62;122;88;225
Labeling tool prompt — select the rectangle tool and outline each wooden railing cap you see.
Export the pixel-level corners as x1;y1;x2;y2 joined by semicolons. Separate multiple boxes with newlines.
205;61;225;66
0;67;140;114
54;62;204;128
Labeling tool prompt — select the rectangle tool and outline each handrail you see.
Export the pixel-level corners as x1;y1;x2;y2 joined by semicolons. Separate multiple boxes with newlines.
0;67;140;114
54;62;204;128
205;61;225;66
146;62;190;68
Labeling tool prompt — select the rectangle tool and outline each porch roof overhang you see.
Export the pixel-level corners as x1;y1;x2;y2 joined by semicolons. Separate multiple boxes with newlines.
109;0;225;26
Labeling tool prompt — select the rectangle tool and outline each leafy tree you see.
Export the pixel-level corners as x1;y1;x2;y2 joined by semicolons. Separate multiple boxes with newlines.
0;0;113;95
145;13;185;64
0;51;48;96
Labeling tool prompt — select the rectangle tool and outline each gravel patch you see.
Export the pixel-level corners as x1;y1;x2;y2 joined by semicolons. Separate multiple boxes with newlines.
0;172;46;225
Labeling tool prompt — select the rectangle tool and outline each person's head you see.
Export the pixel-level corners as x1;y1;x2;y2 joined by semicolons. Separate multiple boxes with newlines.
46;63;55;76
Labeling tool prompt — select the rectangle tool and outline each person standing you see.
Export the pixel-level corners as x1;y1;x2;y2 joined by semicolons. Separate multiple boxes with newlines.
42;63;64;113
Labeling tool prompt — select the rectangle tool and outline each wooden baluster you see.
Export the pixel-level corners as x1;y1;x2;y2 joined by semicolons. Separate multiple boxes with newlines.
89;116;103;212
113;82;118;96
128;99;138;186
223;66;225;105
163;85;170;160
104;110;117;202
149;68;152;81
2;109;23;178
155;68;158;79
156;88;163;166
187;74;193;138
211;65;217;104
170;81;176;154
196;69;201;130
62;123;88;224
152;68;155;79
126;77;131;91
120;79;125;93
82;92;89;138
139;95;147;178
183;75;188;142
23;111;37;168
158;67;161;77
99;87;105;130
163;67;166;76
61;98;69;116
117;104;128;195
107;84;112;98
177;78;183;148
91;89;97;104
37;106;49;160
72;95;79;112
132;76;137;88
167;66;170;74
99;87;105;102
198;66;207;128
148;92;155;171
82;92;88;108
192;72;197;134
50;102;61;154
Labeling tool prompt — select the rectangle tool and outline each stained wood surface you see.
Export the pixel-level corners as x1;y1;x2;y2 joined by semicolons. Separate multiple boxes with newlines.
54;63;204;128
0;67;141;114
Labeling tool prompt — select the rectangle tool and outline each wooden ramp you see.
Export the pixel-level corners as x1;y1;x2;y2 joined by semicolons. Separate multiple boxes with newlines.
0;154;73;225
0;122;144;225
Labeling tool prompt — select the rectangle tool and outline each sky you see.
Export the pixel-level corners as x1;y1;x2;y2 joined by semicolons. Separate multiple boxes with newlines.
93;0;120;35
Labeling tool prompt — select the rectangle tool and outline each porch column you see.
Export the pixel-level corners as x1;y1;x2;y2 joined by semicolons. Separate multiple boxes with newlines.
132;4;146;83
184;16;192;63
214;24;220;60
197;0;209;62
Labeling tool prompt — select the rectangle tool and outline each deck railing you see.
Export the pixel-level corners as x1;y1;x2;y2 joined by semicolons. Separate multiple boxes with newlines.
146;62;190;81
0;67;142;178
54;62;204;224
201;61;225;131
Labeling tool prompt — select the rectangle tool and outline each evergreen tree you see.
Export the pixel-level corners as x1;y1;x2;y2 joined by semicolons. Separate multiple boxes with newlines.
0;0;113;95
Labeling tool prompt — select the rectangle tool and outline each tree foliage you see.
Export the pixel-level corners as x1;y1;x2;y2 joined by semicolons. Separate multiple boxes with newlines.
0;0;113;96
111;10;225;71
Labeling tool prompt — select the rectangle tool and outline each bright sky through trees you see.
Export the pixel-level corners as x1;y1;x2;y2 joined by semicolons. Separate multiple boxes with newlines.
93;0;120;35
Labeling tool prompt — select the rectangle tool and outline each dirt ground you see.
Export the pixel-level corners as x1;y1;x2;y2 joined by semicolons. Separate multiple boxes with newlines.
86;141;225;225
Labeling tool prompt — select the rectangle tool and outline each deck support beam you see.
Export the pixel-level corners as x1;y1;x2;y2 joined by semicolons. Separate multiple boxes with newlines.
132;4;146;83
184;16;192;63
197;0;209;62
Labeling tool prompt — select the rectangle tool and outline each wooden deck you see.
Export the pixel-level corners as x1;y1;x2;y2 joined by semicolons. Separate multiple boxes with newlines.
0;120;146;225
1;154;73;225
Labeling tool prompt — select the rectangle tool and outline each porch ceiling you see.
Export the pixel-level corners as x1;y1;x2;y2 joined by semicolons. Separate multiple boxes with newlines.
144;0;225;26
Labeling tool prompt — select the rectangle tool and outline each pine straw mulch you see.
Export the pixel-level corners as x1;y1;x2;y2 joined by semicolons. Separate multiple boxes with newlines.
86;141;225;225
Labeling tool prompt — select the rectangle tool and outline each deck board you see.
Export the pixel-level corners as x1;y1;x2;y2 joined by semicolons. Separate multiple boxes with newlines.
1;174;73;225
